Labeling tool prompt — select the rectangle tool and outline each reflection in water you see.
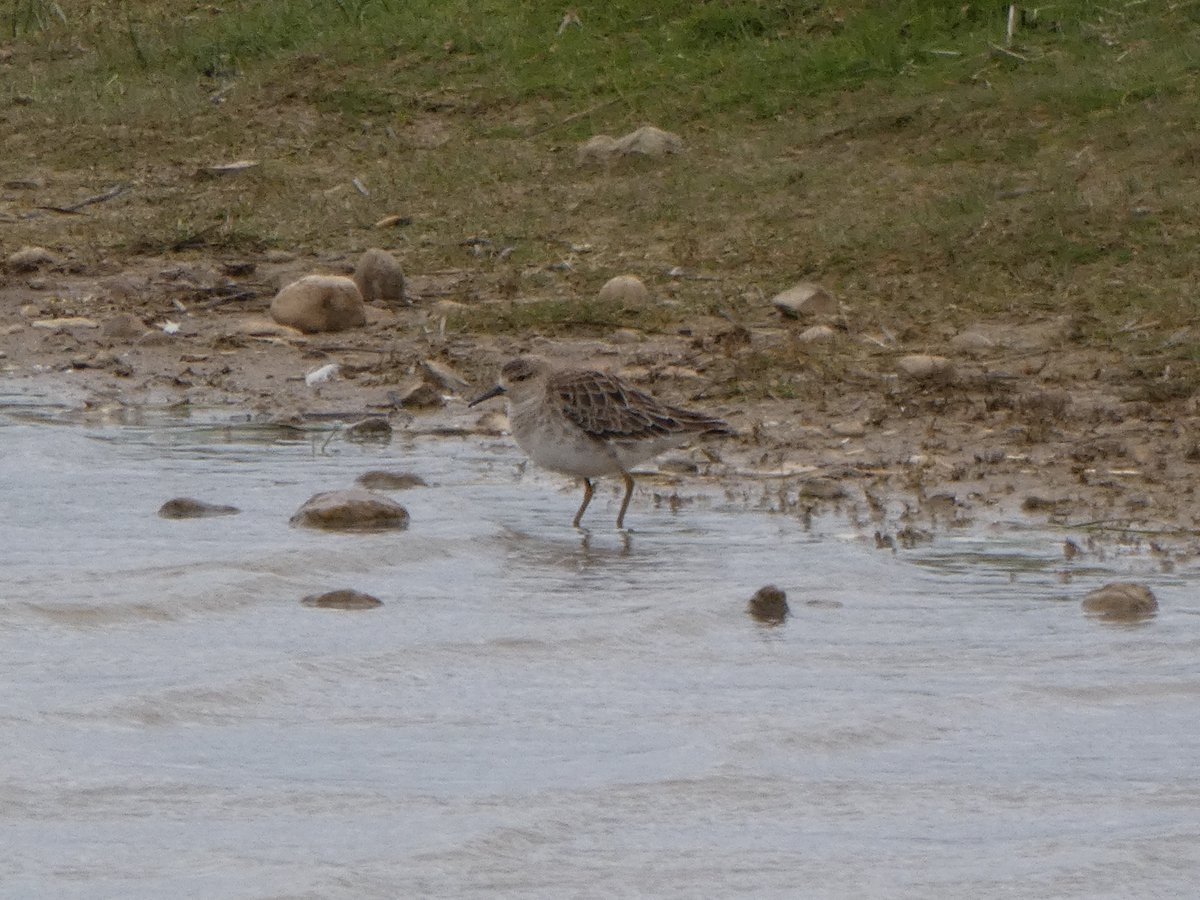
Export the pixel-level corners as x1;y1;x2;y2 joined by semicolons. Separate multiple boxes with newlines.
1;387;1199;898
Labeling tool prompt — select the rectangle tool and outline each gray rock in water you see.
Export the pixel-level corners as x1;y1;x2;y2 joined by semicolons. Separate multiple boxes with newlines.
748;585;789;625
1081;582;1158;621
353;248;406;305
301;589;383;610
356;470;428;490
290;488;409;531
158;497;240;519
270;275;366;334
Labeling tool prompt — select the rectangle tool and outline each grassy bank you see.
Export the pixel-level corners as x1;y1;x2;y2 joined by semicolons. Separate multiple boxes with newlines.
3;1;1199;386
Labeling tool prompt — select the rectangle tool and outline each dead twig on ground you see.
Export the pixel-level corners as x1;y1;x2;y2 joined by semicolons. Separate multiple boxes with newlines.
37;183;130;214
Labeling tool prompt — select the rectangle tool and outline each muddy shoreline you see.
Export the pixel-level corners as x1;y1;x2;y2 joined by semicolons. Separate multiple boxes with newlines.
3;252;1198;560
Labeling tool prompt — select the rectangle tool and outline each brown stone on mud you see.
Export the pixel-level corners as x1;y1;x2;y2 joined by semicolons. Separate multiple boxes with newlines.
290;488;409;531
101;313;147;339
420;358;471;394
797;324;836;345
356;470;428;490
748;585;789;624
158;497;240;519
5;245;58;272
798;478;846;500
353;248;406;305
772;282;838;319
345;417;393;442
896;354;956;384
390;378;444;410
301;589;383;610
950;330;997;356
1081;582;1158;621
598;274;650;304
270;275;366;333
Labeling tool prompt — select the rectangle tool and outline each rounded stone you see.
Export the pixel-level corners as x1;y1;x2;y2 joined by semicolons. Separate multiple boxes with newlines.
598;274;649;304
356;470;428;490
613;125;684;158
345;418;393;442
270;274;366;334
797;324;836;345
576;134;619;166
301;589;383;610
158;497;240;519
290;488;410;531
101;313;147;339
353;248;406;305
1081;582;1158;621
772;282;838;319
896;354;956;383
6;245;58;272
748;585;789;625
950;330;996;356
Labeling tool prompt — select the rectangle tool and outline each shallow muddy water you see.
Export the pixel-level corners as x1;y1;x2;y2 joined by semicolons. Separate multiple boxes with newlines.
2;386;1198;899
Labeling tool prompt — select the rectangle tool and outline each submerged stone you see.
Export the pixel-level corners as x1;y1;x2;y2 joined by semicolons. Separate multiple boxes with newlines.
1081;582;1158;621
748;585;789;625
301;589;383;610
356;470;428;490
290;488;409;531
158;497;240;519
345;417;393;442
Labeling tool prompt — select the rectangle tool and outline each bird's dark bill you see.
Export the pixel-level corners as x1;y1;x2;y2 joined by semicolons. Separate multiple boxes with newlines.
467;384;506;407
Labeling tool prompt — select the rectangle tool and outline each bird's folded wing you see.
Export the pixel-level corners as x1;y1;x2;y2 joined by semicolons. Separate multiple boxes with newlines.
553;371;682;440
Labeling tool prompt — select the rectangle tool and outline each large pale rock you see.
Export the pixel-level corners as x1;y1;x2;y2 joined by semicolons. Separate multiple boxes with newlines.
576;134;620;166
6;245;58;272
772;282;838;319
950;330;996;356
353;248;406;305
270;275;366;334
614;125;684;157
598;274;649;304
577;126;683;165
290;488;409;531
896;354;956;383
797;324;836;345
1081;582;1158;621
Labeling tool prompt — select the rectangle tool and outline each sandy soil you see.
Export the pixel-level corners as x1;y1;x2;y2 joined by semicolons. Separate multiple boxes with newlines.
3;252;1198;560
